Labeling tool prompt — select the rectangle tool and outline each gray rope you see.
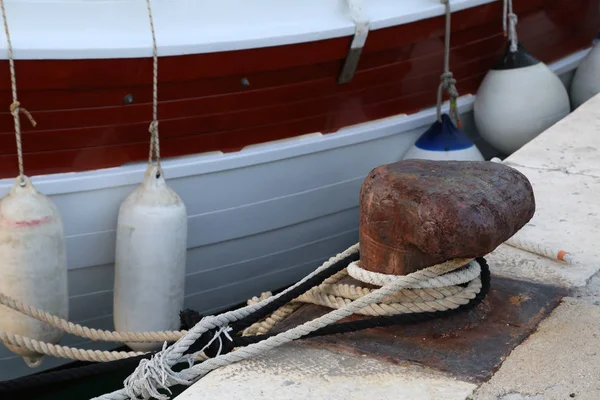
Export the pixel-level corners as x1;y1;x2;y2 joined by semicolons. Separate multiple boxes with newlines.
437;0;461;127
503;0;518;52
0;0;37;186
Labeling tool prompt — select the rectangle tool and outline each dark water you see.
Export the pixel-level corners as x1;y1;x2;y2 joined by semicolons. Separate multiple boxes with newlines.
18;367;189;400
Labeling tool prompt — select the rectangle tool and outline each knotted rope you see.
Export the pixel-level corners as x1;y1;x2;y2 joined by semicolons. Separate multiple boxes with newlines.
0;0;37;186
90;244;485;400
503;0;518;52
0;244;489;398
243;259;480;336
437;0;461;127
146;0;160;169
0;254;482;363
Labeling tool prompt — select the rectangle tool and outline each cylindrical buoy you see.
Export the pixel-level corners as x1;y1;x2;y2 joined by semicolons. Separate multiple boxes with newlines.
570;33;600;109
113;165;187;352
403;114;484;161
474;42;570;155
0;177;69;367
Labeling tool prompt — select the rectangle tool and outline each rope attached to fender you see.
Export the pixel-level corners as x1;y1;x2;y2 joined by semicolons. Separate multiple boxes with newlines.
503;0;519;52
145;0;161;169
0;0;37;186
437;0;462;127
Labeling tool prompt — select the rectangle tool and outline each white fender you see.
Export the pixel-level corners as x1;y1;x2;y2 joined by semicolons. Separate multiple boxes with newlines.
570;40;600;109
474;44;570;155
113;165;187;352
0;177;68;367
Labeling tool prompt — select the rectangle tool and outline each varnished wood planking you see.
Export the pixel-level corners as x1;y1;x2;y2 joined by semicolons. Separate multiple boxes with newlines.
0;20;508;114
0;45;503;151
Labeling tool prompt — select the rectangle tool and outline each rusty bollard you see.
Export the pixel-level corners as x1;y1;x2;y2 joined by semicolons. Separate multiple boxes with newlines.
359;160;536;275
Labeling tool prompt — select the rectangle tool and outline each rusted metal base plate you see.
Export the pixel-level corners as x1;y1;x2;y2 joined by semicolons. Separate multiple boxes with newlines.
273;275;566;383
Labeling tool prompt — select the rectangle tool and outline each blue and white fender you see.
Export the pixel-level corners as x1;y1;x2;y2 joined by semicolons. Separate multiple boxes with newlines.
403;114;484;161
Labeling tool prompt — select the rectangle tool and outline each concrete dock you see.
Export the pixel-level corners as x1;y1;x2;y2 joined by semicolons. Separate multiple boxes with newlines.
175;94;600;400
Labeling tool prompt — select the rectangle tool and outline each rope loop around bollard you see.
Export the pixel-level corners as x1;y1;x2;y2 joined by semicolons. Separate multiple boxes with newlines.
0;248;491;398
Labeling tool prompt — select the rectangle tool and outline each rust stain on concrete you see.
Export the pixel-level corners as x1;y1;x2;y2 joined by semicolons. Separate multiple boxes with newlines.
274;275;566;383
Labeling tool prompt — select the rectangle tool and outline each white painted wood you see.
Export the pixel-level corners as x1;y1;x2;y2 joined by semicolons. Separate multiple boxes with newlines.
0;0;494;59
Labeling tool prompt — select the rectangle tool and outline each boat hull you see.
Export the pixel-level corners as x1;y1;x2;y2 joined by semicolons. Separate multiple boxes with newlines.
0;50;583;378
0;0;597;382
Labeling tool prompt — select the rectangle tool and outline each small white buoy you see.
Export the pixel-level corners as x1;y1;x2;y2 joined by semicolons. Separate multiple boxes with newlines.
403;114;484;161
474;42;570;155
0;177;68;367
570;32;600;109
113;165;187;352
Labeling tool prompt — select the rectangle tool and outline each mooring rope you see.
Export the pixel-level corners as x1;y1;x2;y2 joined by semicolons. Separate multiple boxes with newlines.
92;246;485;400
0;252;479;349
0;245;359;365
505;235;577;265
503;0;518;52
0;256;490;395
0;331;144;363
0;242;486;397
0;293;187;343
145;0;161;169
0;0;37;186
437;0;461;127
243;259;481;336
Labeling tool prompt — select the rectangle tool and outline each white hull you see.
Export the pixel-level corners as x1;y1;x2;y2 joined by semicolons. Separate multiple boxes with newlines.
0;49;587;380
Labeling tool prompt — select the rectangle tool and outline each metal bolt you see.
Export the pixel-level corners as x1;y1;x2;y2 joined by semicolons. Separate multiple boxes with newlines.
123;94;134;105
240;78;250;88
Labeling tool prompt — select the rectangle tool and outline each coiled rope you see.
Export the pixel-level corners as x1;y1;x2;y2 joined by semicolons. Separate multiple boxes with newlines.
503;0;518;52
0;0;37;186
437;0;461;127
243;259;482;336
0;250;490;396
90;245;486;400
0;244;481;361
